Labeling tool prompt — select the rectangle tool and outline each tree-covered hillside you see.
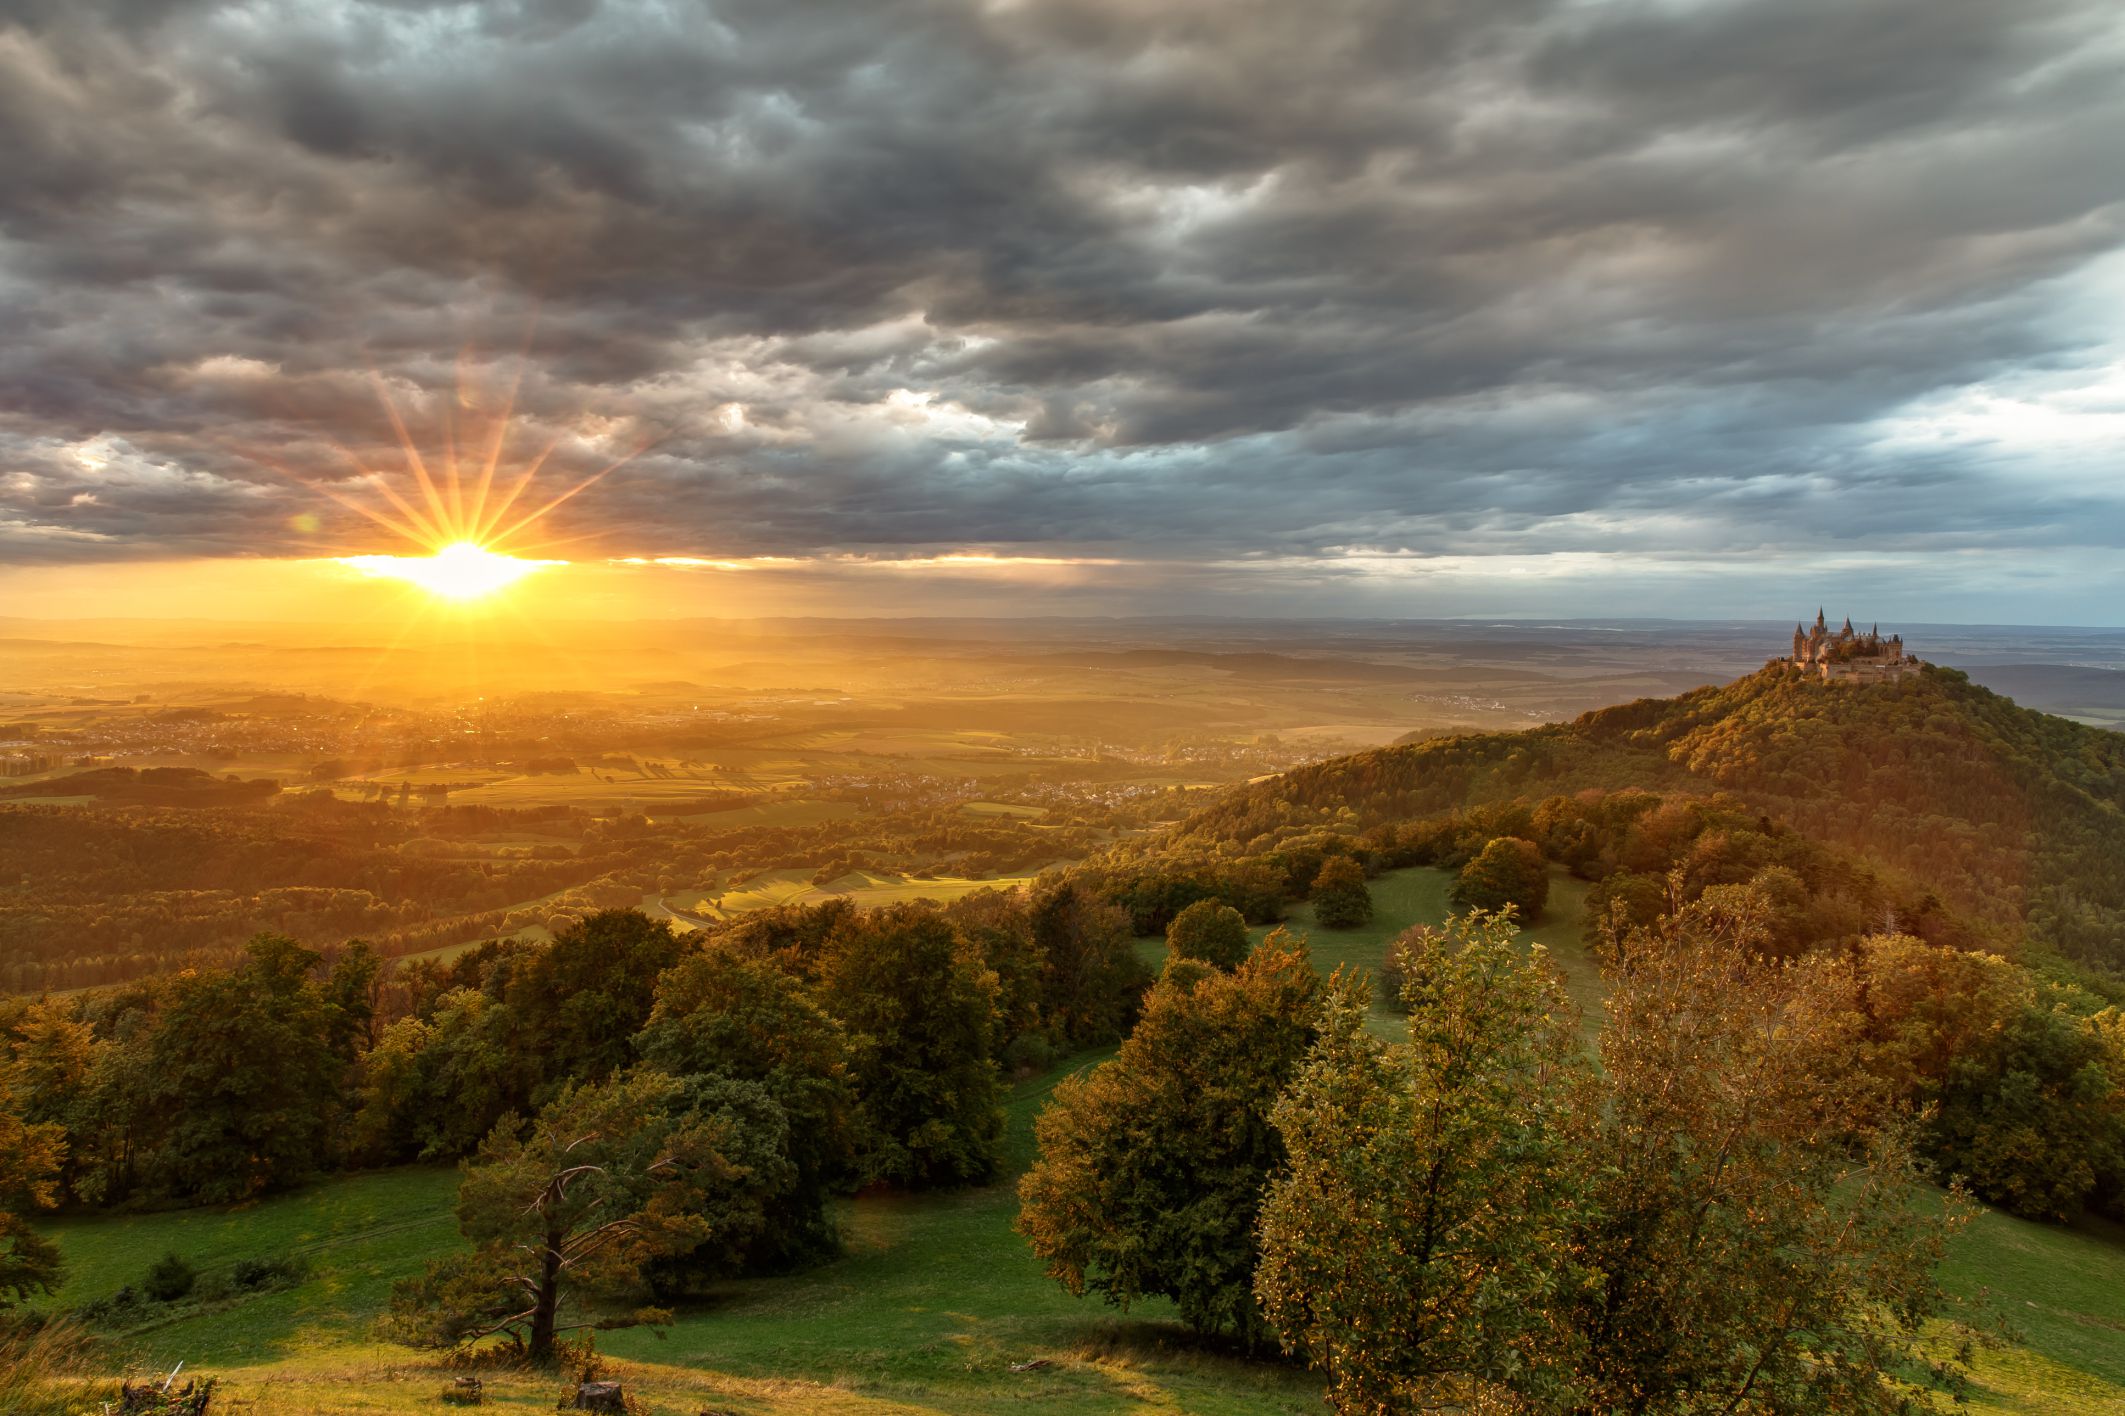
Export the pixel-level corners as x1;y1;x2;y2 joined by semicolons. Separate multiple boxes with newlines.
1176;664;2125;969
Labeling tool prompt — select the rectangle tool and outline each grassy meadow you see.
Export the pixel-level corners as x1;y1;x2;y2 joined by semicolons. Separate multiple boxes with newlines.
35;868;2125;1414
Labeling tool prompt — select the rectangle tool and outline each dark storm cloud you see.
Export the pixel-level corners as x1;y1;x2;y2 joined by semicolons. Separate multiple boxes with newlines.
1;0;2122;595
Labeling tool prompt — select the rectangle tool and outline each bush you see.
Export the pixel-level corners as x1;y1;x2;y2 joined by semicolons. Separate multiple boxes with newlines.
142;1253;195;1303
1310;857;1373;931
1166;900;1252;969
229;1256;308;1291
1450;836;1548;923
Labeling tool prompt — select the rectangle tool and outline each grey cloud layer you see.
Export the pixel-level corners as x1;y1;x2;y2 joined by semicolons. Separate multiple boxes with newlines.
1;0;2121;579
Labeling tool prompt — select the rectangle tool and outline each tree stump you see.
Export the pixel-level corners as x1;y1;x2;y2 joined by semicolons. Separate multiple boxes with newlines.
569;1381;626;1412
440;1374;484;1405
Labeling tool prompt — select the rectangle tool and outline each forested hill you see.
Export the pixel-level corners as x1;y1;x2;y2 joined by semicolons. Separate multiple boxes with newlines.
1179;663;2125;968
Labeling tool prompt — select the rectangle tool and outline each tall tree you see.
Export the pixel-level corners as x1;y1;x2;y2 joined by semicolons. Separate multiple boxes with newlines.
4;999;98;1204
1027;878;1149;1046
636;946;863;1268
352;987;525;1165
820;903;1005;1187
1257;912;1593;1412
1018;930;1322;1344
507;910;687;1092
139;935;353;1202
1451;836;1549;923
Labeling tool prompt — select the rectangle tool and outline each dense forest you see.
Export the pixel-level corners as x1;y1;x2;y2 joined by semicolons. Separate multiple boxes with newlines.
0;789;1147;992
1175;664;2125;969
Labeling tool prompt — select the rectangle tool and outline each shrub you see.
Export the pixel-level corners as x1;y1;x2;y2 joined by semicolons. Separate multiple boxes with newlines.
229;1256;308;1291
1310;857;1373;931
1165;900;1252;969
1451;837;1548;923
142;1253;195;1303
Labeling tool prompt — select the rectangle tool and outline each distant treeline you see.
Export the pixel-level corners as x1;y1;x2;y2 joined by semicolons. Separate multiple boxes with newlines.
0;786;1147;992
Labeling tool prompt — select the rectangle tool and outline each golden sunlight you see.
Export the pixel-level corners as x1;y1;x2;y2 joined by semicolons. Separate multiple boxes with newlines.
339;541;557;600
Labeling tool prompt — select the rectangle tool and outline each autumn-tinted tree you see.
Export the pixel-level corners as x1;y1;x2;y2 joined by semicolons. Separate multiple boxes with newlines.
388;1071;773;1363
1258;912;1592;1412
636;947;862;1268
1018;930;1322;1344
1309;856;1373;930
1582;869;1669;956
0;1082;64;1306
1165;899;1252;969
1451;835;1549;923
506;910;687;1092
1563;925;1966;1415
3;999;98;1204
819;903;1005;1187
1810;932;2125;1221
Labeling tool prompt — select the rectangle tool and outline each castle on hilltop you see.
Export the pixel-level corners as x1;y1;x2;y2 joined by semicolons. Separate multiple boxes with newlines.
1778;610;1918;683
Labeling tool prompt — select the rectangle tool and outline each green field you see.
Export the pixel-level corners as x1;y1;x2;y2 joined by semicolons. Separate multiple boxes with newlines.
1134;866;1599;1041
36;869;2125;1413
705;868;1055;919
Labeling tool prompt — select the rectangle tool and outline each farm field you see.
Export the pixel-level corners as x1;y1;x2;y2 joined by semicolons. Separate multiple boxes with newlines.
701;867;1060;919
38;870;2125;1414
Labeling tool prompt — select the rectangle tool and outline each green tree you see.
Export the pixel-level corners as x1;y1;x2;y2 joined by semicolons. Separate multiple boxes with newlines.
507;910;686;1093
636;947;862;1268
1027;878;1149;1046
388;1071;772;1363
1451;836;1549;923
139;936;354;1202
1258;911;1593;1412
353;987;524;1165
1930;990;2125;1222
0;1082;64;1306
820;903;1005;1188
1165;899;1252;969
1310;856;1374;930
1813;933;2125;1221
1018;929;1323;1344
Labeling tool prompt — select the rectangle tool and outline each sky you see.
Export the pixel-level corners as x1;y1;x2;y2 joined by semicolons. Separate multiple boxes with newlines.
2;0;2123;624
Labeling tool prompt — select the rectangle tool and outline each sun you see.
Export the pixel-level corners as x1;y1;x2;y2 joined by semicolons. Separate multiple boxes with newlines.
262;361;654;608
340;541;555;600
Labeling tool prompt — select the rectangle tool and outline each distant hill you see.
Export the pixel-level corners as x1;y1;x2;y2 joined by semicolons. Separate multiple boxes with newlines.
1179;663;2125;968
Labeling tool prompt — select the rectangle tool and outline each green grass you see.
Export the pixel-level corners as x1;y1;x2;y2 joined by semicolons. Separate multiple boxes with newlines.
1937;1206;2125;1414
38;865;2125;1413
41;1067;1320;1415
1136;866;1601;1041
41;1167;459;1371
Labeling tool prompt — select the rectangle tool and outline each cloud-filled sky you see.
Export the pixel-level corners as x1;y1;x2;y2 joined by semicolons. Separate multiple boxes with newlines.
2;0;2123;622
